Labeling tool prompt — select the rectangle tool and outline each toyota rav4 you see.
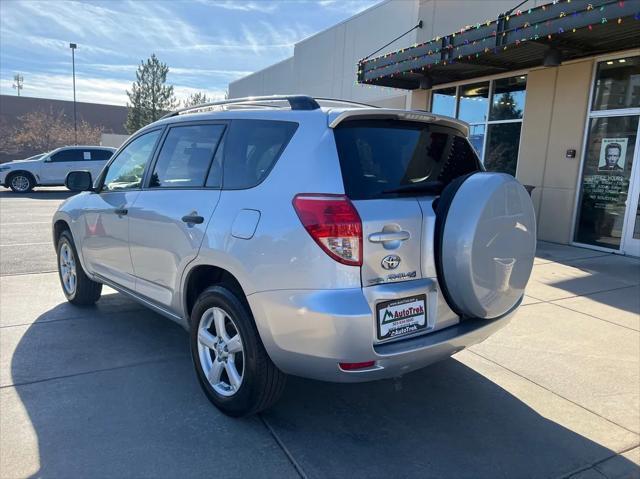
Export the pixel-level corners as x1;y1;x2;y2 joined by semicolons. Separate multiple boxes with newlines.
52;96;536;416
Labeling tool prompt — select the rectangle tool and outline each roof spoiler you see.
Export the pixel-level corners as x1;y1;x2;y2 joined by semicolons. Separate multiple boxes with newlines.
328;109;469;136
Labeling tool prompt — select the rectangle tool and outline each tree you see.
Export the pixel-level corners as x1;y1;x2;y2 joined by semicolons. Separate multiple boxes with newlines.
1;109;102;160
483;92;523;176
125;54;178;133
182;92;210;108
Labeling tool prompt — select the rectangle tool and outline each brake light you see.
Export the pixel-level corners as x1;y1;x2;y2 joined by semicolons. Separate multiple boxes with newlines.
292;194;362;266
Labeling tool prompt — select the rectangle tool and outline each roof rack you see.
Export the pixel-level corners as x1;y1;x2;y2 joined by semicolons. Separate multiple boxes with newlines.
160;95;377;119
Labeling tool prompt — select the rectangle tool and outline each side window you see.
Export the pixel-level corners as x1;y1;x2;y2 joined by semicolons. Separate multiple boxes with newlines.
221;120;298;189
150;124;225;188
102;130;161;192
50;150;82;162
90;150;114;161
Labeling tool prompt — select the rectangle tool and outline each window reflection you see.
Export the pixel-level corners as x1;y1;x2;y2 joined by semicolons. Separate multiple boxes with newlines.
484;123;521;176
592;56;640;111
468;124;485;158
490;76;527;121
458;82;489;124
431;87;456;117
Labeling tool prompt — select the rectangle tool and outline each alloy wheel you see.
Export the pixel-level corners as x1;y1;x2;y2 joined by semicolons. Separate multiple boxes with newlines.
11;175;30;192
59;242;77;295
197;307;245;397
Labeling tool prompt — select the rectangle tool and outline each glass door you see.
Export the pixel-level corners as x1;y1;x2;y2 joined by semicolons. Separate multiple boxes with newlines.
574;55;640;255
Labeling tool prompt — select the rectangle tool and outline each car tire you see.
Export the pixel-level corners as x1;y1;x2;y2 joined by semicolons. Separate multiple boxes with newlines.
190;285;286;417
57;230;102;305
7;172;34;193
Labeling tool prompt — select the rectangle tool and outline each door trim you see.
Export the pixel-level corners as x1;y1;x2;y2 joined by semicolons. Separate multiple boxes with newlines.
94;272;186;327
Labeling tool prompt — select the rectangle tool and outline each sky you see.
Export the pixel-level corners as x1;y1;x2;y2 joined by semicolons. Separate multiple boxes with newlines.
0;0;380;106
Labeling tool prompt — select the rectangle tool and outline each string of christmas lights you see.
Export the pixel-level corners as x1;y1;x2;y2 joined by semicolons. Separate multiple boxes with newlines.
355;0;639;90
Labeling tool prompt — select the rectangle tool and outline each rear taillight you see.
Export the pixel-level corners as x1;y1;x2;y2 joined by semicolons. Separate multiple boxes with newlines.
292;194;362;266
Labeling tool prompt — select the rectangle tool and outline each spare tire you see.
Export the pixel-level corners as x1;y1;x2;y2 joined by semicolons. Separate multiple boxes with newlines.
434;172;536;319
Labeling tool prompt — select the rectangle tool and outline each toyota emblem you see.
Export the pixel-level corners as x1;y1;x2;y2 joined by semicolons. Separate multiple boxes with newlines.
381;255;401;270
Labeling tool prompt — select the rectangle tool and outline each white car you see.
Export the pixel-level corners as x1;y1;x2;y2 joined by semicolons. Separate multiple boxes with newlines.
0;146;116;193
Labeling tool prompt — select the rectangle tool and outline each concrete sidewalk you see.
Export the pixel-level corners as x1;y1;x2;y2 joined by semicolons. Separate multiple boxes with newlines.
0;191;638;479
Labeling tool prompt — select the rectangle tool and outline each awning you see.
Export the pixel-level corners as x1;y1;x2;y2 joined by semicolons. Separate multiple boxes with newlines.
357;0;640;90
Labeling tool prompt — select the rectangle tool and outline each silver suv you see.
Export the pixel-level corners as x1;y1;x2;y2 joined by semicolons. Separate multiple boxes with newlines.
53;96;536;416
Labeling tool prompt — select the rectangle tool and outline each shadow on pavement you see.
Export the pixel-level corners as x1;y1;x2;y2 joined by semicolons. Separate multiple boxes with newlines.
0;188;75;200
534;241;640;316
6;295;638;478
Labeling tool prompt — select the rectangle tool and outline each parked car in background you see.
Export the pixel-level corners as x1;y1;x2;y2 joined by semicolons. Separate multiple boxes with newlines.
0;146;116;193
53;96;536;417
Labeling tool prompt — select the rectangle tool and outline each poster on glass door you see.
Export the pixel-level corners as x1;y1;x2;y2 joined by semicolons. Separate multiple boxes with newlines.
598;138;628;172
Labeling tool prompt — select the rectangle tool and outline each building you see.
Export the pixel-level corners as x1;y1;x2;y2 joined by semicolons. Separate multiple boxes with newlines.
0;95;128;162
229;0;640;257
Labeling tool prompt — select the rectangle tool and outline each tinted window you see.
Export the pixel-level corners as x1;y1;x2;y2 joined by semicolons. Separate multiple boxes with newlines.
89;149;114;161
102;130;161;191
50;149;82;162
221;120;298;189
333;120;481;200
150;124;225;188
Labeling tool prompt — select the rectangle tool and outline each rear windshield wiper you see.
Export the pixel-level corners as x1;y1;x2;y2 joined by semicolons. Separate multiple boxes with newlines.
381;180;443;196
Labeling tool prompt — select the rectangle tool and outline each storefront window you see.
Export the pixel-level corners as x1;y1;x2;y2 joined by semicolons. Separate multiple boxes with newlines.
490;76;527;121
574;115;638;249
591;56;640;111
468;124;486;158
431;75;526;175
485;122;522;176
431;87;456;117
458;82;489;124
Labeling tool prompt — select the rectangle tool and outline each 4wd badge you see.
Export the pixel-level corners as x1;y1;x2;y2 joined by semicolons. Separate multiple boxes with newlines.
381;254;401;270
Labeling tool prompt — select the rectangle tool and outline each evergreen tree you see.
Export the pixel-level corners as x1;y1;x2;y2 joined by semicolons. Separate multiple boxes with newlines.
182;92;210;108
125;54;178;133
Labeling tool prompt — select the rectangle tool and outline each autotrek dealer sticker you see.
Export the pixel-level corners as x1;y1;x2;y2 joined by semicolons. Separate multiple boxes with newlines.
377;295;427;340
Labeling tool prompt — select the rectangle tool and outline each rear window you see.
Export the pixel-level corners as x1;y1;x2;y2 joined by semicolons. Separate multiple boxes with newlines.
89;149;114;161
220;119;298;189
50;149;83;162
333;120;481;200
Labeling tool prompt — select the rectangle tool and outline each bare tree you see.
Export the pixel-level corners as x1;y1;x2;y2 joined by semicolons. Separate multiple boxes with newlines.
4;109;102;155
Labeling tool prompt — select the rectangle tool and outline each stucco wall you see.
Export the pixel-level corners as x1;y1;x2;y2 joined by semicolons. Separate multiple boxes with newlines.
518;59;593;244
229;0;419;106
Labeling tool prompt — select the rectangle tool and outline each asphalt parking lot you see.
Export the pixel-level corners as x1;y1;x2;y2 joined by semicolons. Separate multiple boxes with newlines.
0;187;638;479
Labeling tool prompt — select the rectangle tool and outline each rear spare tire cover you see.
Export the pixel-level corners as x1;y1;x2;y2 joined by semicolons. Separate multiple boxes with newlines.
436;172;536;319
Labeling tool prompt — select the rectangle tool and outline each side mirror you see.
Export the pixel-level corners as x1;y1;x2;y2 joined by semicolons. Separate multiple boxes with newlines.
65;170;93;192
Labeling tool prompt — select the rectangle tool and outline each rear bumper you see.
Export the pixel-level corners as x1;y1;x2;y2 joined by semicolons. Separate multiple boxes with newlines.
248;280;518;382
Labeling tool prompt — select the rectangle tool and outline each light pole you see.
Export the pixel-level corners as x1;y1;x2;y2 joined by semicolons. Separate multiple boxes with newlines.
70;43;77;145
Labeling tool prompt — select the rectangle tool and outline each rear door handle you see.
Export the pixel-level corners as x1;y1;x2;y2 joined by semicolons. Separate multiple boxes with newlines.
182;214;204;225
369;231;410;243
114;207;128;216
